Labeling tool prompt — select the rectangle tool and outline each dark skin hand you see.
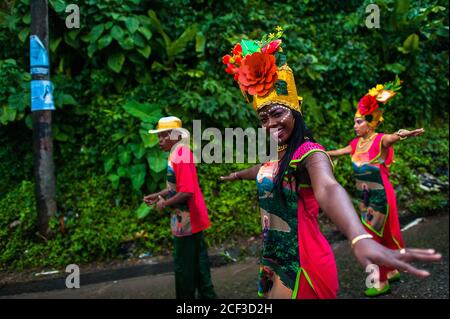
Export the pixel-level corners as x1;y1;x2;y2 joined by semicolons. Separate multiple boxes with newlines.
220;164;262;181
221;104;442;278
144;188;169;205
155;192;192;211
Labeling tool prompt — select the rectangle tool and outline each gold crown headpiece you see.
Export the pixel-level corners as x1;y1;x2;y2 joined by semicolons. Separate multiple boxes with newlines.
355;76;402;128
222;26;302;112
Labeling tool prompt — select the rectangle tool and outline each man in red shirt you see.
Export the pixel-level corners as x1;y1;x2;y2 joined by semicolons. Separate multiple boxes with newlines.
144;116;216;299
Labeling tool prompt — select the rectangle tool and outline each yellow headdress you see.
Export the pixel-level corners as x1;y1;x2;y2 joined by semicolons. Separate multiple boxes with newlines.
356;76;402;128
222;27;302;112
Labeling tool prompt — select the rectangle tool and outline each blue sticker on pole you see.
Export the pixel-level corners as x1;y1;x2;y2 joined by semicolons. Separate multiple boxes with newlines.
30;35;49;75
31;80;55;111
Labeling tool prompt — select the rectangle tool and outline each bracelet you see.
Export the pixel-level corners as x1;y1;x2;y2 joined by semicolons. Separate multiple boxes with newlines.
233;172;242;180
351;234;373;249
396;129;408;140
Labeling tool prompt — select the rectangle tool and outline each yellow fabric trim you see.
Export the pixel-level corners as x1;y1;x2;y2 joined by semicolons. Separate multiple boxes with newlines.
253;66;301;112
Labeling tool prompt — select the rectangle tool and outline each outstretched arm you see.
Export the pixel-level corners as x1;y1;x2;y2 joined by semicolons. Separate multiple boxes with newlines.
305;152;441;277
382;128;425;148
220;164;262;181
327;145;352;157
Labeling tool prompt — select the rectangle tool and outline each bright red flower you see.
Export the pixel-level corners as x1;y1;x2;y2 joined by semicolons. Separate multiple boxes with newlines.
232;43;242;56
238;52;278;97
262;40;282;54
357;94;379;115
222;54;232;65
225;63;237;74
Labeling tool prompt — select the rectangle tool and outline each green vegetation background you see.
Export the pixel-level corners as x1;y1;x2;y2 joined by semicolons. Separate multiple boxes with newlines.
0;0;448;270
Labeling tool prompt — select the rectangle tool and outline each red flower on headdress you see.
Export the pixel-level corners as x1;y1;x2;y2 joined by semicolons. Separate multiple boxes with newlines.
357;94;379;116
223;55;232;64
262;40;282;54
238;52;278;97
222;44;244;81
232;43;242;56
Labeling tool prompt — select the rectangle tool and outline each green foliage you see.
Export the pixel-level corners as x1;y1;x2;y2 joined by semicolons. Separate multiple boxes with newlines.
0;181;37;269
389;124;449;210
198;163;260;244
0;59;30;124
0;174;173;270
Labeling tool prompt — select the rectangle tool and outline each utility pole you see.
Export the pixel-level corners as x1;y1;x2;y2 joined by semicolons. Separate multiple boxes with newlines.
30;0;56;239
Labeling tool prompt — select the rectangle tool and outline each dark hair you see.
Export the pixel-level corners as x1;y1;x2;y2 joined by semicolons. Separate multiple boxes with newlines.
273;109;315;204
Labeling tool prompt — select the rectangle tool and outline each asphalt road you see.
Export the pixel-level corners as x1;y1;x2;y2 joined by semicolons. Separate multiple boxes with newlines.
1;214;448;299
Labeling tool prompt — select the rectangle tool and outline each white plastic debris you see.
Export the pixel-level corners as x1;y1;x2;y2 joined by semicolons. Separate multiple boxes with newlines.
34;270;60;276
401;218;426;232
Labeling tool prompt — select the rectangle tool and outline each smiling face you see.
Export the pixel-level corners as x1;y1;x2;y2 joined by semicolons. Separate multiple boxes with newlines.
353;117;373;137
257;104;295;145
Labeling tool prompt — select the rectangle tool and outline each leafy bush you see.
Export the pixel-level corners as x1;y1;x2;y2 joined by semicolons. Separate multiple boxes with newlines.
198;163;260;245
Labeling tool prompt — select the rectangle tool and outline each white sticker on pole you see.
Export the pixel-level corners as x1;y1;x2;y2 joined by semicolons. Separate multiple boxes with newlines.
31;80;55;111
30;35;49;75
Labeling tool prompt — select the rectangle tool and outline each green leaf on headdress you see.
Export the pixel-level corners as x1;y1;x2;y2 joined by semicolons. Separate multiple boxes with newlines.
384;75;402;92
275;52;287;67
240;39;260;56
275;80;288;95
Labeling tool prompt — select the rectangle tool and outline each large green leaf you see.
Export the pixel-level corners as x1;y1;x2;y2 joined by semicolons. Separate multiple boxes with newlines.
111;130;127;142
118;148;131;165
18;28;29;43
136;202;151;219
140;129;159;148
147;149;167;173
395;0;410;16
104;157;115;173
88;24;104;42
108;174;120;189
62;29;78;47
108;52;125;73
167;24;197;60
0;105;16;125
125;17;140;34
130;143;146;159
111;25;125;41
133;33;146;48
53;125;70;142
49;0;66;13
137;46;151;58
138;26;152;40
118;36;134;50
50;37;62;52
62;94;77;105
123;100;161;122
117;166;128;177
403;33;420;52
196;32;206;56
98;34;112;50
129;164;146;190
385;63;406;74
22;13;31;24
240;39;260;56
148;10;171;48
